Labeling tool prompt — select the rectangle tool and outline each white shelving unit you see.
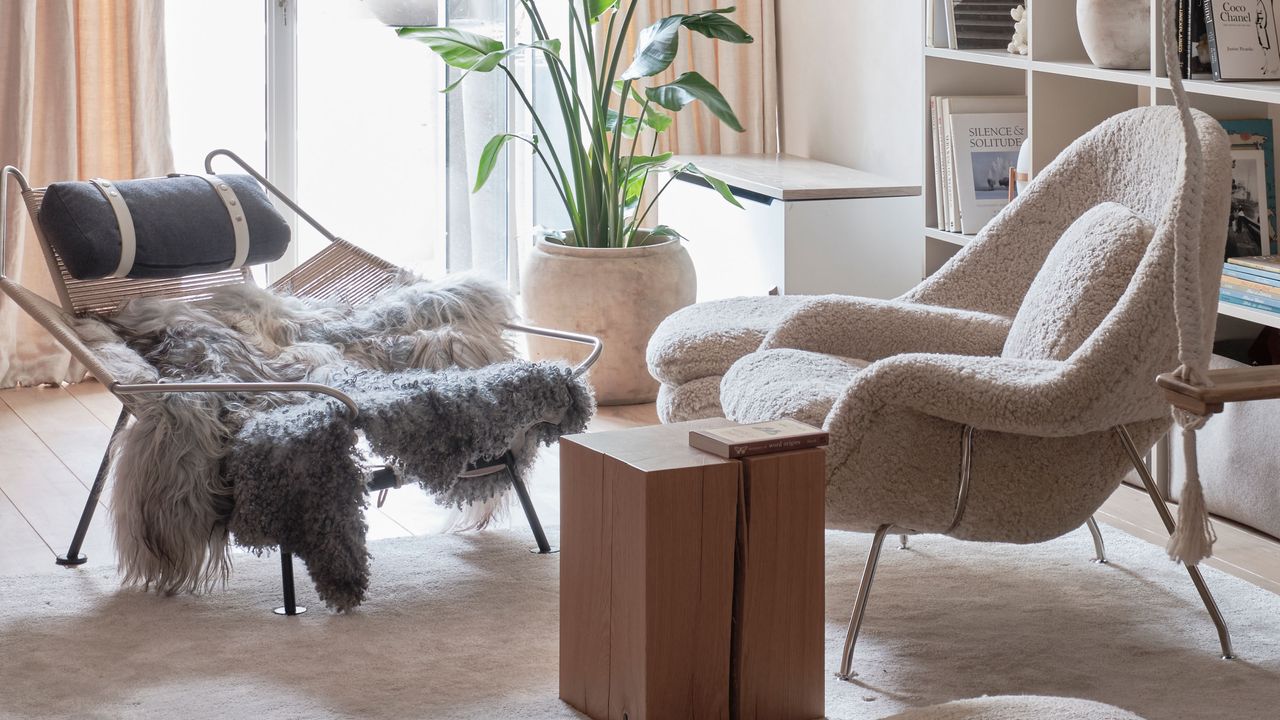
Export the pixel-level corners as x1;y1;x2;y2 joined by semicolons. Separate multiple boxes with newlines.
922;0;1280;332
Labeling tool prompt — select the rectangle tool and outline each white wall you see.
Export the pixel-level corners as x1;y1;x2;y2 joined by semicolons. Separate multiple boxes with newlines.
778;1;924;185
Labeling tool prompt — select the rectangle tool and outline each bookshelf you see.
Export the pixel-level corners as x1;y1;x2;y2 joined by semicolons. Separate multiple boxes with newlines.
922;0;1280;331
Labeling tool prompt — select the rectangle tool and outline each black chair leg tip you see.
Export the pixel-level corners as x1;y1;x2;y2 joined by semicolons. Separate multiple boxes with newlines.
55;554;88;567
530;546;560;555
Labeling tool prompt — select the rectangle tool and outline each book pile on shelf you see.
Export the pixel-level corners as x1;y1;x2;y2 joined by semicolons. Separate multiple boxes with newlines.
1222;257;1280;314
929;95;1027;235
1179;1;1280;81
927;0;1021;50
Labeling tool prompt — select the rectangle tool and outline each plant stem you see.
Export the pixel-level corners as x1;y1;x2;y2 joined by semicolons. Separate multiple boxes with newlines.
499;64;584;240
630;168;681;237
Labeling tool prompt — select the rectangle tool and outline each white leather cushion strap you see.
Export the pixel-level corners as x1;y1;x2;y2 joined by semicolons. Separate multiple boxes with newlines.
88;178;137;278
192;174;251;269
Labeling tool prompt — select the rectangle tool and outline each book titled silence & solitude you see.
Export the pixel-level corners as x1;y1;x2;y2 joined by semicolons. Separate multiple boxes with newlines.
688;418;829;459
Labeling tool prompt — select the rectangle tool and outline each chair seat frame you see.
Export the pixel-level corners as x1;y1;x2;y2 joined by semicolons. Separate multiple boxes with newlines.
0;151;602;615
835;424;1234;681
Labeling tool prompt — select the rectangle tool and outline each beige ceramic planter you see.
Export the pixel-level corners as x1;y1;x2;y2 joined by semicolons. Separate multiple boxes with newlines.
521;233;696;405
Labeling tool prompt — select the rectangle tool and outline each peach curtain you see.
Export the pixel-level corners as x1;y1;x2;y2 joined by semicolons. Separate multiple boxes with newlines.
0;0;172;387
626;0;778;155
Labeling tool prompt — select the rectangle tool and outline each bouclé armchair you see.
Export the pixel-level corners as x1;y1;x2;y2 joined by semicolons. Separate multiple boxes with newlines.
646;106;1235;676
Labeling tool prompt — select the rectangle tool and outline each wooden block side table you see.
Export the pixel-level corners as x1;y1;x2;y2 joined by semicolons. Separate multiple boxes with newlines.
560;419;825;720
734;451;826;720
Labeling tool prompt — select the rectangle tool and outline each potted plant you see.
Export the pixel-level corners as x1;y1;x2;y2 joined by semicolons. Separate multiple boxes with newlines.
399;1;750;404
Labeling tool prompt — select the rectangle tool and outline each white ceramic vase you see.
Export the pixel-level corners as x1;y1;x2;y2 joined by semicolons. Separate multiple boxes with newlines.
1077;0;1150;70
521;232;696;406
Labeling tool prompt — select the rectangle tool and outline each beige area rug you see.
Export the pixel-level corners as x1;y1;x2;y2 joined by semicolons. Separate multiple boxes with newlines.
1;526;1278;720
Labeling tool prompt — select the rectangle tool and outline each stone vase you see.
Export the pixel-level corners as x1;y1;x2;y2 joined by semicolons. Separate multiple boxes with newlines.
1077;0;1151;70
521;232;696;405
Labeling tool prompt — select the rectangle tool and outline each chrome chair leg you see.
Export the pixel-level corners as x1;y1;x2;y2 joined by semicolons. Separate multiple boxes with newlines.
58;407;130;567
1116;426;1234;659
898;534;909;550
1086;516;1108;564
837;524;892;681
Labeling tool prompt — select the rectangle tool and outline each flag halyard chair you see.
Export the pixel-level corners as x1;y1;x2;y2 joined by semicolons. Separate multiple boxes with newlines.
0;149;601;615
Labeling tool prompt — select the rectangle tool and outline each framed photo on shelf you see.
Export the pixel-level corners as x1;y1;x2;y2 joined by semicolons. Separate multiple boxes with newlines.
1228;146;1271;258
1222;118;1277;251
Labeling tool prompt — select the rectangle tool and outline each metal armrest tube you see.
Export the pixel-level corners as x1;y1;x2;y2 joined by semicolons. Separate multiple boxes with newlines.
1;166;34;280
503;322;603;378
204;149;341;244
111;380;359;419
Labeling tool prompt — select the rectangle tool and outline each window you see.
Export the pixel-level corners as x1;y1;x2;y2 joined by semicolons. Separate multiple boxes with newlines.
164;0;517;282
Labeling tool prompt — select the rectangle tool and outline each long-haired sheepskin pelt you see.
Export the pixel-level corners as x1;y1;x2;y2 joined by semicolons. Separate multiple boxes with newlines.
78;273;594;610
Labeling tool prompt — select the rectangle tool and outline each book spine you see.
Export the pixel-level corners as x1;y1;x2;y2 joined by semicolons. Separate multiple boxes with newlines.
1220;292;1280;314
1220;286;1280;310
942;101;957;231
927;0;936;48
1227;256;1280;272
946;0;958;50
931;97;946;227
1204;0;1223;81
726;434;829;459
1222;275;1280;296
688;432;730;458
1224;264;1280;286
1179;0;1189;79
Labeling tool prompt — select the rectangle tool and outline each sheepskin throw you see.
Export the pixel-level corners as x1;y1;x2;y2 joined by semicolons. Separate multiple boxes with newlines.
76;275;594;610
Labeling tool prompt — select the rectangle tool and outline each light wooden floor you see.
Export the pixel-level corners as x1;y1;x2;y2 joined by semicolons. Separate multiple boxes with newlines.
3;381;1279;599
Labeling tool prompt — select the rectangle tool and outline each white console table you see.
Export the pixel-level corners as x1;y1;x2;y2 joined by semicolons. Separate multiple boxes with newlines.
658;154;922;301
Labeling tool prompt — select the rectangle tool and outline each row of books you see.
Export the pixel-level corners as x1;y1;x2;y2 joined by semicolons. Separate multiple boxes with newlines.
926;0;1021;51
1178;0;1280;82
929;95;1027;235
1222;257;1280;313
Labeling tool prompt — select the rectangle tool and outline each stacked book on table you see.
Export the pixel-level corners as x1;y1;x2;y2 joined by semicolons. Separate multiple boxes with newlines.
1221;257;1280;313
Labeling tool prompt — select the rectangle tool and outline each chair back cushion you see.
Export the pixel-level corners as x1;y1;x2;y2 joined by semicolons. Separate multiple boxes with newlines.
1003;202;1154;361
38;174;290;280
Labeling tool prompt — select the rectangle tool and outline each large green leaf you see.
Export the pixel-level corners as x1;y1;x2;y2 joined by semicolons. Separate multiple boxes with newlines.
605;108;673;138
645;72;744;132
623;152;674;175
588;0;617;22
620;9;752;80
621;16;684;80
396;27;504;70
473;133;525;192
680;163;743;208
440;39;561;92
682;9;753;43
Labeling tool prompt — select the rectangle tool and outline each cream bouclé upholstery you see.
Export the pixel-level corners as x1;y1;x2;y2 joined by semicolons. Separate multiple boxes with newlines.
646;294;808;422
648;106;1230;545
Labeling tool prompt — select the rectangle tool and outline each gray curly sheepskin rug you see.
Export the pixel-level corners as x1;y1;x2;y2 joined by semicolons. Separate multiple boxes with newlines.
75;274;594;611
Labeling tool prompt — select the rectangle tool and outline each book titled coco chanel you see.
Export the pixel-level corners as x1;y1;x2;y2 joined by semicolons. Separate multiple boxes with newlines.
1205;0;1280;81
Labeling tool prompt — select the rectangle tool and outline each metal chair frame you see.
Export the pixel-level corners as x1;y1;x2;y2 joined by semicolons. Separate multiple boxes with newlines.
0;151;602;615
834;424;1234;680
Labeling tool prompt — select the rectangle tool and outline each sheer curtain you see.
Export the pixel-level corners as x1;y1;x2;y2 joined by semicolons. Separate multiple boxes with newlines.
0;0;172;388
446;0;512;279
630;0;779;155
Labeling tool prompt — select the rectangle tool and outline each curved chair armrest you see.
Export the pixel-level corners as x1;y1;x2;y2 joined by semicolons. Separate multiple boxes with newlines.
111;381;360;420
504;322;603;379
841;353;1161;438
762;296;1011;361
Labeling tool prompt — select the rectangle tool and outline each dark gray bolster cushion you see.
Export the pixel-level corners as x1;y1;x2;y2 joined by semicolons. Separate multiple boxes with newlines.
37;174;291;280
